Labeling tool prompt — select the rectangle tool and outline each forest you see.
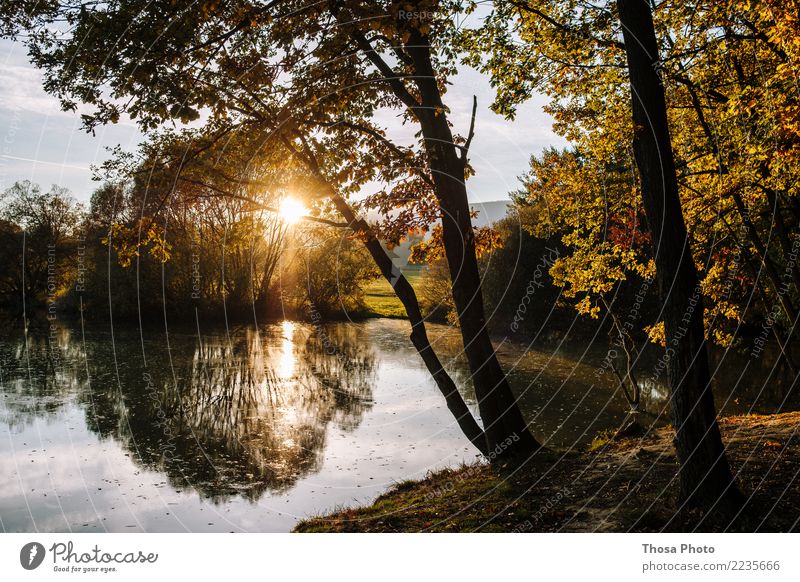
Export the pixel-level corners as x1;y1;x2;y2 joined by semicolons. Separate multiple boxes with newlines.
0;0;798;533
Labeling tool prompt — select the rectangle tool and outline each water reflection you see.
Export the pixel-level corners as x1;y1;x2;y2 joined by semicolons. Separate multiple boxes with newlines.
0;327;87;429
277;320;296;379
0;318;796;531
419;322;798;445
2;322;376;502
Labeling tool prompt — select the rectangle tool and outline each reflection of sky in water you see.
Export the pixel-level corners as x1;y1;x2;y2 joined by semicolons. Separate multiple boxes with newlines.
0;319;794;532
0;321;482;532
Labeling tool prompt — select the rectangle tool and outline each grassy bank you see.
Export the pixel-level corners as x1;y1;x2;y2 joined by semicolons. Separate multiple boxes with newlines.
362;267;424;318
295;411;800;532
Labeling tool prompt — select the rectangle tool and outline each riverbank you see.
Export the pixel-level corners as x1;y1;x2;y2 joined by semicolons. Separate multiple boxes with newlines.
294;411;800;532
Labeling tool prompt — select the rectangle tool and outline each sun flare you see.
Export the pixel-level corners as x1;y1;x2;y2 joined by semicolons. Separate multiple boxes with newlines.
278;197;308;225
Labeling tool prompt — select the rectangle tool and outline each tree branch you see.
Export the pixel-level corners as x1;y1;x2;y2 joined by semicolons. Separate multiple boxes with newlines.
180;178;350;228
510;0;625;50
328;3;421;110
458;95;478;164
183;0;282;55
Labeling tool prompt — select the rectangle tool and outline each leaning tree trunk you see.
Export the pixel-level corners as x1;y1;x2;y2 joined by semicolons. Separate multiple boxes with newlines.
329;0;539;460
617;0;742;510
427;162;541;459
327;189;489;456
403;38;541;461
276;128;489;455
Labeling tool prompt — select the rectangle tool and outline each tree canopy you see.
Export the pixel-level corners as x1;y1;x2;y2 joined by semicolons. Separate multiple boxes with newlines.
463;0;800;350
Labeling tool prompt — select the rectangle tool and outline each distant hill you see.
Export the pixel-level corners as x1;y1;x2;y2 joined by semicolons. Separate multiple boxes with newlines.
379;199;512;268
469;199;512;228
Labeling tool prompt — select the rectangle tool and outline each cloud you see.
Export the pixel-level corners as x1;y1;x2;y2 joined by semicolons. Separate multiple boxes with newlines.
0;40;141;199
1;40;565;204
0;39;69;117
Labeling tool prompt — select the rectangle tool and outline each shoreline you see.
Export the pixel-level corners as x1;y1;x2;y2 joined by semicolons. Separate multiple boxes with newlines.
294;411;800;533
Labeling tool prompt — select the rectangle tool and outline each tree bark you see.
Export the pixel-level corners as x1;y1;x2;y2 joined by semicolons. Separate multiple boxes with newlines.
400;33;541;460
617;0;742;510
327;190;489;456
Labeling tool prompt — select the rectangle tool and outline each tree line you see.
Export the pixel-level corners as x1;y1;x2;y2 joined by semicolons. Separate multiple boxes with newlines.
0;179;378;321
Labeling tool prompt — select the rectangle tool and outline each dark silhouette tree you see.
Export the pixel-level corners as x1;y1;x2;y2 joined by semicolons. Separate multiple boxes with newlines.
615;0;742;511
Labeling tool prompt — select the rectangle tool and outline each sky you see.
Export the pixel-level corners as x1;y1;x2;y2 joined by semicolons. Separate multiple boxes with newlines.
0;37;566;205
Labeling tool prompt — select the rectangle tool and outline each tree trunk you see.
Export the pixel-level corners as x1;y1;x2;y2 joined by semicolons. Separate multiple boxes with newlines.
276;127;489;455
617;0;742;510
327;190;489;456
403;36;541;460
329;0;539;460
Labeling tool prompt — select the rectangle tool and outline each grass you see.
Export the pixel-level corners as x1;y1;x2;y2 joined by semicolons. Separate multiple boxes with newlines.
362;267;424;318
294;465;515;533
294;411;800;532
588;429;616;452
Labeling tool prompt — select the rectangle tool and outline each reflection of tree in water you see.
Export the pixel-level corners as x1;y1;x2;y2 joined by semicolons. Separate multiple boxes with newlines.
90;324;376;501
0;326;86;429
3;321;797;499
0;323;376;502
297;323;375;431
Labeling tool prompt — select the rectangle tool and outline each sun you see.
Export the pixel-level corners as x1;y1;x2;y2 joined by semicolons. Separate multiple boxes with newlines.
278;197;308;225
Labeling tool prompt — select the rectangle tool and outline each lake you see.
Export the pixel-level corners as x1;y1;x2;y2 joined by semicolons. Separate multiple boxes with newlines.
0;318;794;532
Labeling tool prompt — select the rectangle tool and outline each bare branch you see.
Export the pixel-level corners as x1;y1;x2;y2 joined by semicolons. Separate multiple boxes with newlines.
180;178;350;228
459;95;478;164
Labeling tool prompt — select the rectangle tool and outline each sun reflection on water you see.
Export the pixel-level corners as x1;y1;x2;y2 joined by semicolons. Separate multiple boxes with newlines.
278;320;296;379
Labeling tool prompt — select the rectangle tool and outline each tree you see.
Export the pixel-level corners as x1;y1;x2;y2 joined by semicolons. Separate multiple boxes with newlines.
111;121;489;452
461;0;764;509
616;0;741;511
478;210;567;337
0;181;83;314
288;226;380;318
462;0;800;354
1;0;541;457
0;218;25;313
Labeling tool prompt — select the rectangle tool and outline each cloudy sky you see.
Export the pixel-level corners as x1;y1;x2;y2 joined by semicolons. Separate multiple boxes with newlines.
0;37;566;205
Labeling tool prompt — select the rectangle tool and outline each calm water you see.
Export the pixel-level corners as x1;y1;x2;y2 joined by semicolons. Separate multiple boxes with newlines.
0;318;795;532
